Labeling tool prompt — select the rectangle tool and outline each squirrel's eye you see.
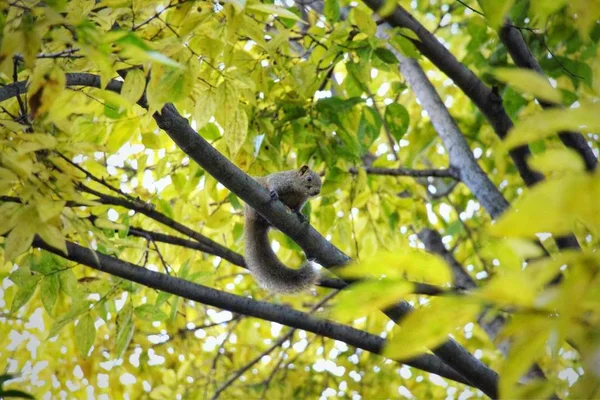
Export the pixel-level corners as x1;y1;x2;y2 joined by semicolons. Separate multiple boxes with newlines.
307;176;312;182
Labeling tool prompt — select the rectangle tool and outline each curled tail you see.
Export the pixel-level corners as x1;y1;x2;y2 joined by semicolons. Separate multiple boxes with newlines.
244;213;318;293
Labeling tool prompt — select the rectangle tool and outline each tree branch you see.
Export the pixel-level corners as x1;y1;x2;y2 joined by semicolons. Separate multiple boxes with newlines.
351;166;460;179
362;0;544;187
498;23;597;172
31;235;470;386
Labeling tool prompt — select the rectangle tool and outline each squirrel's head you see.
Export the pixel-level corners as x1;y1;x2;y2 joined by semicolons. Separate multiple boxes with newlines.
297;165;322;197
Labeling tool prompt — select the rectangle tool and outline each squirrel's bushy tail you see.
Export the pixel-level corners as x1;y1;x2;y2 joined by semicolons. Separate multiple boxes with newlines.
244;216;318;293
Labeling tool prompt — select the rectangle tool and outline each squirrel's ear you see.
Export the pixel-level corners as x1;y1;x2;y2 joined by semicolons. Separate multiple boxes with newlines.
299;165;309;175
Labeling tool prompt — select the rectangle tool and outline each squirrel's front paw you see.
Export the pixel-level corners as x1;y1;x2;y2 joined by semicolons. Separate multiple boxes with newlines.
269;189;279;202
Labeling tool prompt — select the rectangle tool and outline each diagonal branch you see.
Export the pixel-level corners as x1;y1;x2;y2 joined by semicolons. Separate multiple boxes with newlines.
361;0;544;187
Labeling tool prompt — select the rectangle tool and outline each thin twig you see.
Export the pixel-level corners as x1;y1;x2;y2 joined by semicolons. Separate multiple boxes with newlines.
210;290;340;400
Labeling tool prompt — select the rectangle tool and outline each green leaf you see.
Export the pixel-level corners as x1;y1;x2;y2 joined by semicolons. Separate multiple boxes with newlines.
247;4;306;24
374;47;398;64
169;296;181;323
11;280;39;313
9;267;38;287
494;68;562;104
358;107;382;151
40;274;60;314
155;291;172;307
75;313;96;358
48;301;90;338
324;0;340;22
116;302;134;358
384;297;481;360
59;269;79;297
384;103;410;141
134;304;169;321
390;35;420;58
504;103;600;148
121;68;146;104
199;123;221;141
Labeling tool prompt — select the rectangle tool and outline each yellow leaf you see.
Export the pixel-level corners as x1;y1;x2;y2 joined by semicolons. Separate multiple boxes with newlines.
94;218;127;231
529;0;568;25
215;80;239;129
121;68;146;104
504;238;545;259
330;279;415;320
336;249;452;286
505;103;600;148
523;251;581;290
38;224;68;255
225;107;248;156
490;173;600;237
27;66;66;117
35;198;65;223
147;62;194;111
0;202;23;235
0;167;18;195
529;148;585;175
479;0;516;29
5;210;36;261
107;117;139;152
384;297;481;360
475;273;536;307
0;120;28;132
247;4;306;24
494;67;562;104
75;313;96;358
570;0;600;39
194;88;218;129
500;318;551;399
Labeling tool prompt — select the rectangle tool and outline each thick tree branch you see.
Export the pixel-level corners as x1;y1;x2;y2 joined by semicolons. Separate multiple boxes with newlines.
31;235;470;386
388;49;509;218
362;0;544;187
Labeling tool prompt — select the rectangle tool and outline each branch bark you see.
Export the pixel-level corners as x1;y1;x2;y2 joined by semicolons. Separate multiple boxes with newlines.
32;235;470;386
361;0;544;187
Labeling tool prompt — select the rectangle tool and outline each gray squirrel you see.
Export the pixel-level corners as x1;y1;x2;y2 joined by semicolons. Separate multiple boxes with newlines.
244;165;322;293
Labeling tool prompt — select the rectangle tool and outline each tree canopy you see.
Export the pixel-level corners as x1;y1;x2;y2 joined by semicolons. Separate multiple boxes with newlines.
0;0;599;399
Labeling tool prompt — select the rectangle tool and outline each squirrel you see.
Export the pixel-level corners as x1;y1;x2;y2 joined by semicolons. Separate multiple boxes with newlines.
244;165;322;293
